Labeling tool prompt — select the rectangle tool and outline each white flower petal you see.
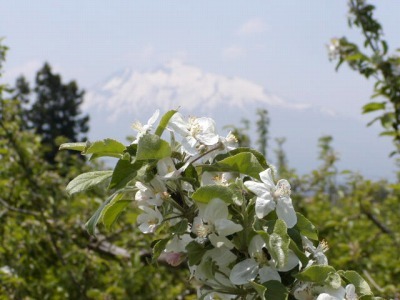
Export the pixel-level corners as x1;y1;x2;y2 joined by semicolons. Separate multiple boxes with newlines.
345;284;357;300
248;235;266;257
204;248;237;267
147;109;160;127
259;168;275;189
157;157;176;177
169;113;190;136
244;181;269;198
278;250;299;272
229;259;259;285
204;198;228;222
209;233;234;249
316;293;338;300
255;197;276;219
214;219;243;236
276;196;297;228
259;266;281;283
181;136;198;155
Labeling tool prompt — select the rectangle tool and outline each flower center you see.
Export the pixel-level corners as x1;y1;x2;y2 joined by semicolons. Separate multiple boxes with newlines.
273;179;291;198
195;222;213;238
254;247;271;265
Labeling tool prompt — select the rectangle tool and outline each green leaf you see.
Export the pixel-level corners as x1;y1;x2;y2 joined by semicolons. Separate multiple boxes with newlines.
218;152;264;179
362;102;385;114
295;265;337;285
66;171;113;195
108;159;143;190
250;281;266;299
136;134;171;160
186;241;207;266
379;130;396;137
269;219;290;269
192;185;235;204
229;147;269;169
84;138;126;159
152;238;170;263
295;213;319;240
170;219;189;234
85;193;123;235
101;198;131;231
339;270;372;295
263;281;288;300
289;239;309;267
155;110;177;136
59;142;88;152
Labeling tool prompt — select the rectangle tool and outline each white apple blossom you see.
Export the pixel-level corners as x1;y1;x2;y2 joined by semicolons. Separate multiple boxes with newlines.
192;198;243;249
302;236;329;266
201;172;233;186
244;168;297;228
327;38;340;61
164;234;192;266
229;235;299;285
137;206;163;233
134;178;169;207
168;113;219;155
293;282;357;300
131;109;159;143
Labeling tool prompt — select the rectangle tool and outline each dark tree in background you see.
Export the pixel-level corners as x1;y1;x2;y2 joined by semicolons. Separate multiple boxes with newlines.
14;63;89;163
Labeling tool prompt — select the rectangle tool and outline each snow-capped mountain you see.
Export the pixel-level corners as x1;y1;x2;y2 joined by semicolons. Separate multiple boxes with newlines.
83;61;395;180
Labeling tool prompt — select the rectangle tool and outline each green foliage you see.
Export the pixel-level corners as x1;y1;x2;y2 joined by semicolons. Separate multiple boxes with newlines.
0;45;191;299
329;0;400;155
12;63;90;164
256;108;270;158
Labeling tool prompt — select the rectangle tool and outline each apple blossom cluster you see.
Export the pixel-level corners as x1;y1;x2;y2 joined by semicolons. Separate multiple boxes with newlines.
62;110;380;300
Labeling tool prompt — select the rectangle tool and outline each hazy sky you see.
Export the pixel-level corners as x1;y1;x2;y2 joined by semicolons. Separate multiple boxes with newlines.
2;1;400;179
3;1;400;118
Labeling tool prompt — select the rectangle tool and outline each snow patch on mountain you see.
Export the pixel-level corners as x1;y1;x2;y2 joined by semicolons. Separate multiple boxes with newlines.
84;60;320;122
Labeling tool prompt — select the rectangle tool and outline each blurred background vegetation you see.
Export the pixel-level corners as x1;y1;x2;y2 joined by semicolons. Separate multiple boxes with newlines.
1;1;400;299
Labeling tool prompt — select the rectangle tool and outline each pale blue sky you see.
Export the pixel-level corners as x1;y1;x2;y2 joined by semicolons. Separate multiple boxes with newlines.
2;1;400;179
3;1;399;117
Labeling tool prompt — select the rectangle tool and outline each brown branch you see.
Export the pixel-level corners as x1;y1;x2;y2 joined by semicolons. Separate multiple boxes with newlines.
0;197;40;216
360;205;394;236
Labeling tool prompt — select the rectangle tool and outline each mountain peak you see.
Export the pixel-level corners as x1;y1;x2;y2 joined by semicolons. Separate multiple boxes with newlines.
83;60;313;122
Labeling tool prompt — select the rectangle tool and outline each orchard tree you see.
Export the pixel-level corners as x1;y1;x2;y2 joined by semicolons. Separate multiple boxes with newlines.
328;0;400;156
14;63;89;163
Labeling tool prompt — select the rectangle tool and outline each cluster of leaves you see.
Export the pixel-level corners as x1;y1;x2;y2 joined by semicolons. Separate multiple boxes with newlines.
62;110;383;299
0;44;192;299
328;0;400;155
